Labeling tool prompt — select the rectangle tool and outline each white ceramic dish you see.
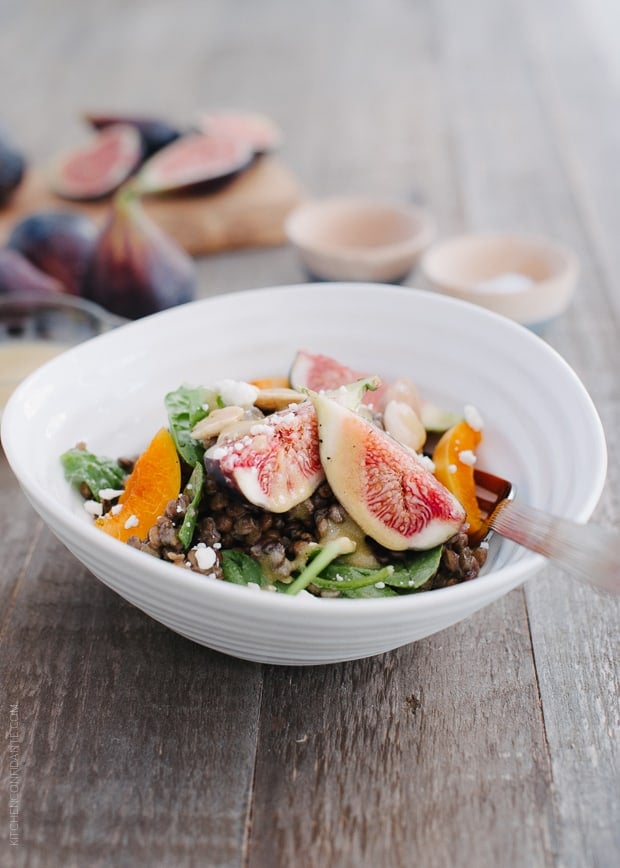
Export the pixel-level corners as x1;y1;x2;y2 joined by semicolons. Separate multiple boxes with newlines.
420;232;579;329
285;197;435;282
1;284;606;665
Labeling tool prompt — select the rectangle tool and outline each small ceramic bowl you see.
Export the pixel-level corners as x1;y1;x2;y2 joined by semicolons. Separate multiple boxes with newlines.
419;232;579;330
285;197;436;283
0;293;123;412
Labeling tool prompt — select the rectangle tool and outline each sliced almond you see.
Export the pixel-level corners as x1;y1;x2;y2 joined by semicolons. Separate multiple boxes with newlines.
254;387;305;411
383;400;426;452
191;406;244;441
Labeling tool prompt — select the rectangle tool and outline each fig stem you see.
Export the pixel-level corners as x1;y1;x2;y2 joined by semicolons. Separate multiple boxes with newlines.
284;537;357;596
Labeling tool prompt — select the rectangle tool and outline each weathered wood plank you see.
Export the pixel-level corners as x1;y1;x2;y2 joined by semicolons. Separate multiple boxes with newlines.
250;591;555;868
0;524;263;867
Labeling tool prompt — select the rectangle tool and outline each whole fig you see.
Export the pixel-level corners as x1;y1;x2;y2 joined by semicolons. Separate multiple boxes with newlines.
6;210;98;295
0;125;25;205
83;191;196;319
0;248;64;296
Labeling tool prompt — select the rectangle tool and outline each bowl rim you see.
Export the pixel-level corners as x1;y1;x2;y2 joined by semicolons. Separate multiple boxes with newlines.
285;196;437;263
1;283;608;619
420;230;579;294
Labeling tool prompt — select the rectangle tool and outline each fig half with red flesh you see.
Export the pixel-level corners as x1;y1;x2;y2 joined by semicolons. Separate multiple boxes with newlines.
196;110;282;154
309;391;466;550
290;349;389;411
49;124;143;200
205;401;324;513
84;113;181;157
133;133;253;195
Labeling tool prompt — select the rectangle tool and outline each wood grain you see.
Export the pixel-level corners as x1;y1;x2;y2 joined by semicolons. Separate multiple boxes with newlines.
0;0;618;866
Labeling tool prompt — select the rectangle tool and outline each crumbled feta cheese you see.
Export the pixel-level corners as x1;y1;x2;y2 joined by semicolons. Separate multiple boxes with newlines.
84;500;103;517
415;453;436;472
98;488;125;501
375;581;386;589
458;449;477;466
464;404;484;431
194;543;217;571
110;504;123;516
213;542;222;550
124;514;139;530
448;463;458;474
249;423;274;436
214;379;259;407
209;446;229;461
247;581;261;591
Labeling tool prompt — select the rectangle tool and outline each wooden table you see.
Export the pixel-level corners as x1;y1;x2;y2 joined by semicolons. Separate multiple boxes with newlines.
1;1;618;865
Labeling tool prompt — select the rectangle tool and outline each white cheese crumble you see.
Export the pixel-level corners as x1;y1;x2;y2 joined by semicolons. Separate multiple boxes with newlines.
110;504;123;516
375;581;386;589
194;543;217;571
414;453;436;472
209;446;229;461
124;514;139;530
214;379;259;407
458;449;477;466
84;500;103;517
464;404;484;431
98;488;125;501
247;581;261;591
448;463;458;474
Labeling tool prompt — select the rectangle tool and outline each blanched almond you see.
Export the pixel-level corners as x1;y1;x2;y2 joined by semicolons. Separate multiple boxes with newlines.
191;406;244;441
254;388;305;411
383;400;426;452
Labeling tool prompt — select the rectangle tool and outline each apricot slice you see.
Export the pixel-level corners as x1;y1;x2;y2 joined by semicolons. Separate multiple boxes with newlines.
96;427;181;542
432;421;483;537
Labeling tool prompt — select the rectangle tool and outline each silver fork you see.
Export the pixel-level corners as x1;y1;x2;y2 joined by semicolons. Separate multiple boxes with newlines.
473;469;620;595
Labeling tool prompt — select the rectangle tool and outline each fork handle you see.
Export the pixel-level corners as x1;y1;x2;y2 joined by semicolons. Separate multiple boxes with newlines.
490;500;620;595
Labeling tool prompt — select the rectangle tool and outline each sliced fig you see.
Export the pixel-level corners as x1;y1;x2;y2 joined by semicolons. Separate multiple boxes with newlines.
195;110;282;154
84;112;181;156
132;133;253;196
205;400;324;513
290;350;388;410
0;248;64;296
6;210;98;295
0;125;25;205
309;391;466;550
48;123;143;200
83;191;196;319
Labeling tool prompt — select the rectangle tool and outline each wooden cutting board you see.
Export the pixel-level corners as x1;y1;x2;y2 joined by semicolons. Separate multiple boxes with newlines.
0;156;306;256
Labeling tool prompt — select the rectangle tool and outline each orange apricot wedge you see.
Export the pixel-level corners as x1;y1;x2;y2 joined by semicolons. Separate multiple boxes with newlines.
96;427;181;542
250;376;291;389
432;420;483;537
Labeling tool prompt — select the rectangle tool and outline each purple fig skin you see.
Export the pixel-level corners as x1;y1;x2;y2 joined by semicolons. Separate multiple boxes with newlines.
83;192;196;320
84;113;182;157
0;248;64;296
6;210;98;295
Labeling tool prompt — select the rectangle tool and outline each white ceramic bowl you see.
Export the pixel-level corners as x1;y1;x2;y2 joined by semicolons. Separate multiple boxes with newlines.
1;284;606;665
285;197;435;282
420;232;579;329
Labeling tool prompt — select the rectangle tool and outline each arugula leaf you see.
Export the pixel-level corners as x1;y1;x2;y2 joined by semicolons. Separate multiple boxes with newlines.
178;462;204;550
385;546;442;589
221;549;270;588
60;448;127;501
164;385;214;466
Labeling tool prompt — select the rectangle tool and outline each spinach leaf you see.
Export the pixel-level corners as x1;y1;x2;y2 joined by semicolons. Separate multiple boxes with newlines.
385;546;442;589
221;549;270;589
312;563;394;591
60;448;127;501
164;385;214;466
178;462;204;550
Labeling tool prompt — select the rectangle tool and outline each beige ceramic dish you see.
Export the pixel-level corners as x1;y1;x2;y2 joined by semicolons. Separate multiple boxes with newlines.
420;232;579;329
285;197;436;282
